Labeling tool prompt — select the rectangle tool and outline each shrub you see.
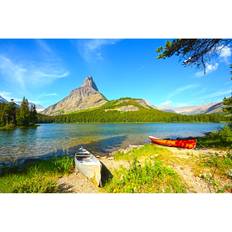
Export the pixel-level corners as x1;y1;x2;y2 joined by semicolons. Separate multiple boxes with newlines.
104;158;186;193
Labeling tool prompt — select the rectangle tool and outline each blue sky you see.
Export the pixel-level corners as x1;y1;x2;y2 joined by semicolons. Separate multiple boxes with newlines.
0;39;231;108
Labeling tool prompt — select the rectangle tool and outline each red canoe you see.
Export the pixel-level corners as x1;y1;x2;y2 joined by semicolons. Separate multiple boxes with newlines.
149;136;197;149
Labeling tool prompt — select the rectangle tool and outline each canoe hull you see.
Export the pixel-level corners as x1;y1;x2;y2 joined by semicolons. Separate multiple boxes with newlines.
75;148;102;187
149;136;196;149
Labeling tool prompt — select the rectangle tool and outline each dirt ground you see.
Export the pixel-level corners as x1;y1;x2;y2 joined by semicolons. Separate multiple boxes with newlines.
57;156;129;193
57;146;229;193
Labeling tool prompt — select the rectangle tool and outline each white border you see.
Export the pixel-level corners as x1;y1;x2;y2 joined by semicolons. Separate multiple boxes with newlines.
0;194;231;232
0;0;232;231
0;0;231;38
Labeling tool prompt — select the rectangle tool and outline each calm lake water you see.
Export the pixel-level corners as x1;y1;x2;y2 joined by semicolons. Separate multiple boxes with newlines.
0;123;225;161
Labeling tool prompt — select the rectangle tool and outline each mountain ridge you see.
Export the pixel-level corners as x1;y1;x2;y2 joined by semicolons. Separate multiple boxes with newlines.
0;95;8;103
159;102;223;115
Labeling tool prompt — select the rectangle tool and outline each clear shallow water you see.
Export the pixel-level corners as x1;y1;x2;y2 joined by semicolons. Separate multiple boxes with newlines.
0;123;224;161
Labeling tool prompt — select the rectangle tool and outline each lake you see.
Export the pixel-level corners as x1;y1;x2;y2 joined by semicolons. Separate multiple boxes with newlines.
0;123;225;161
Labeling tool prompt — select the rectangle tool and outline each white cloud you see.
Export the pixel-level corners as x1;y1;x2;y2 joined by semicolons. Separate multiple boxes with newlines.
39;93;58;97
202;89;231;99
0;91;12;100
195;62;219;77
77;39;120;62
0;54;69;90
0;90;44;105
0;40;70;92
194;45;231;77
167;84;199;99
158;84;199;109
159;100;172;108
158;100;191;109
0;90;21;102
35;39;54;55
217;45;231;63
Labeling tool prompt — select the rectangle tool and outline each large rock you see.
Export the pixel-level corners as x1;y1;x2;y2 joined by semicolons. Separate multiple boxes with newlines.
42;76;107;115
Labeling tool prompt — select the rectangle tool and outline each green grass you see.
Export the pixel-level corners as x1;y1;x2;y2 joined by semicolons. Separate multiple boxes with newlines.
114;144;173;161
197;126;232;149
0;156;74;193
0;123;16;130
104;158;187;193
191;152;232;192
106;143;232;193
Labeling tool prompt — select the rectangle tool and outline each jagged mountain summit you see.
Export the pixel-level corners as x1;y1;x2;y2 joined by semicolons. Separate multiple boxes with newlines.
42;76;107;116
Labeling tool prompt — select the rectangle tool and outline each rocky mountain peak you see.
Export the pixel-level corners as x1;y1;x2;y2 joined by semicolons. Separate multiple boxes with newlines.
82;76;98;91
42;76;107;115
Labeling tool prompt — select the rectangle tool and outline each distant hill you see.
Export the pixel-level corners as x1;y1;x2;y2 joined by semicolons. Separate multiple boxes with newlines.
15;101;45;112
38;96;227;123
205;102;224;114
160;102;223;115
0;95;8;103
41;97;178;122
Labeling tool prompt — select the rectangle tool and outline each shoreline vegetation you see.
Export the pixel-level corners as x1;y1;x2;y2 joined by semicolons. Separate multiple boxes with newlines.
38;112;227;124
0;97;38;130
0;124;40;130
0;127;231;193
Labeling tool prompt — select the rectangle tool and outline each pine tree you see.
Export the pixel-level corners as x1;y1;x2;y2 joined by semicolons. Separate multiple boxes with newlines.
2;100;17;126
30;104;38;124
16;97;30;126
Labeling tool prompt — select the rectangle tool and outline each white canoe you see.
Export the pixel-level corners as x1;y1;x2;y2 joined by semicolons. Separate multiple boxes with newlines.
74;147;102;187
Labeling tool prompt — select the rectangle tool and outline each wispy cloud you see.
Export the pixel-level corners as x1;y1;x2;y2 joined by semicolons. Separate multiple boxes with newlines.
167;84;199;99
39;93;58;97
0;55;69;90
195;62;219;77
0;90;23;102
0;91;14;100
217;45;231;64
201;89;231;100
195;45;231;77
158;100;191;108
158;84;199;108
76;39;120;62
0;40;70;92
159;100;172;108
35;39;54;56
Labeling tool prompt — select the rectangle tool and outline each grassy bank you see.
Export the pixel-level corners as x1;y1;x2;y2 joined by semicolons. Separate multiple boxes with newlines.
0;156;74;193
104;158;187;193
103;144;232;193
191;152;232;192
1;140;231;193
103;144;187;193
